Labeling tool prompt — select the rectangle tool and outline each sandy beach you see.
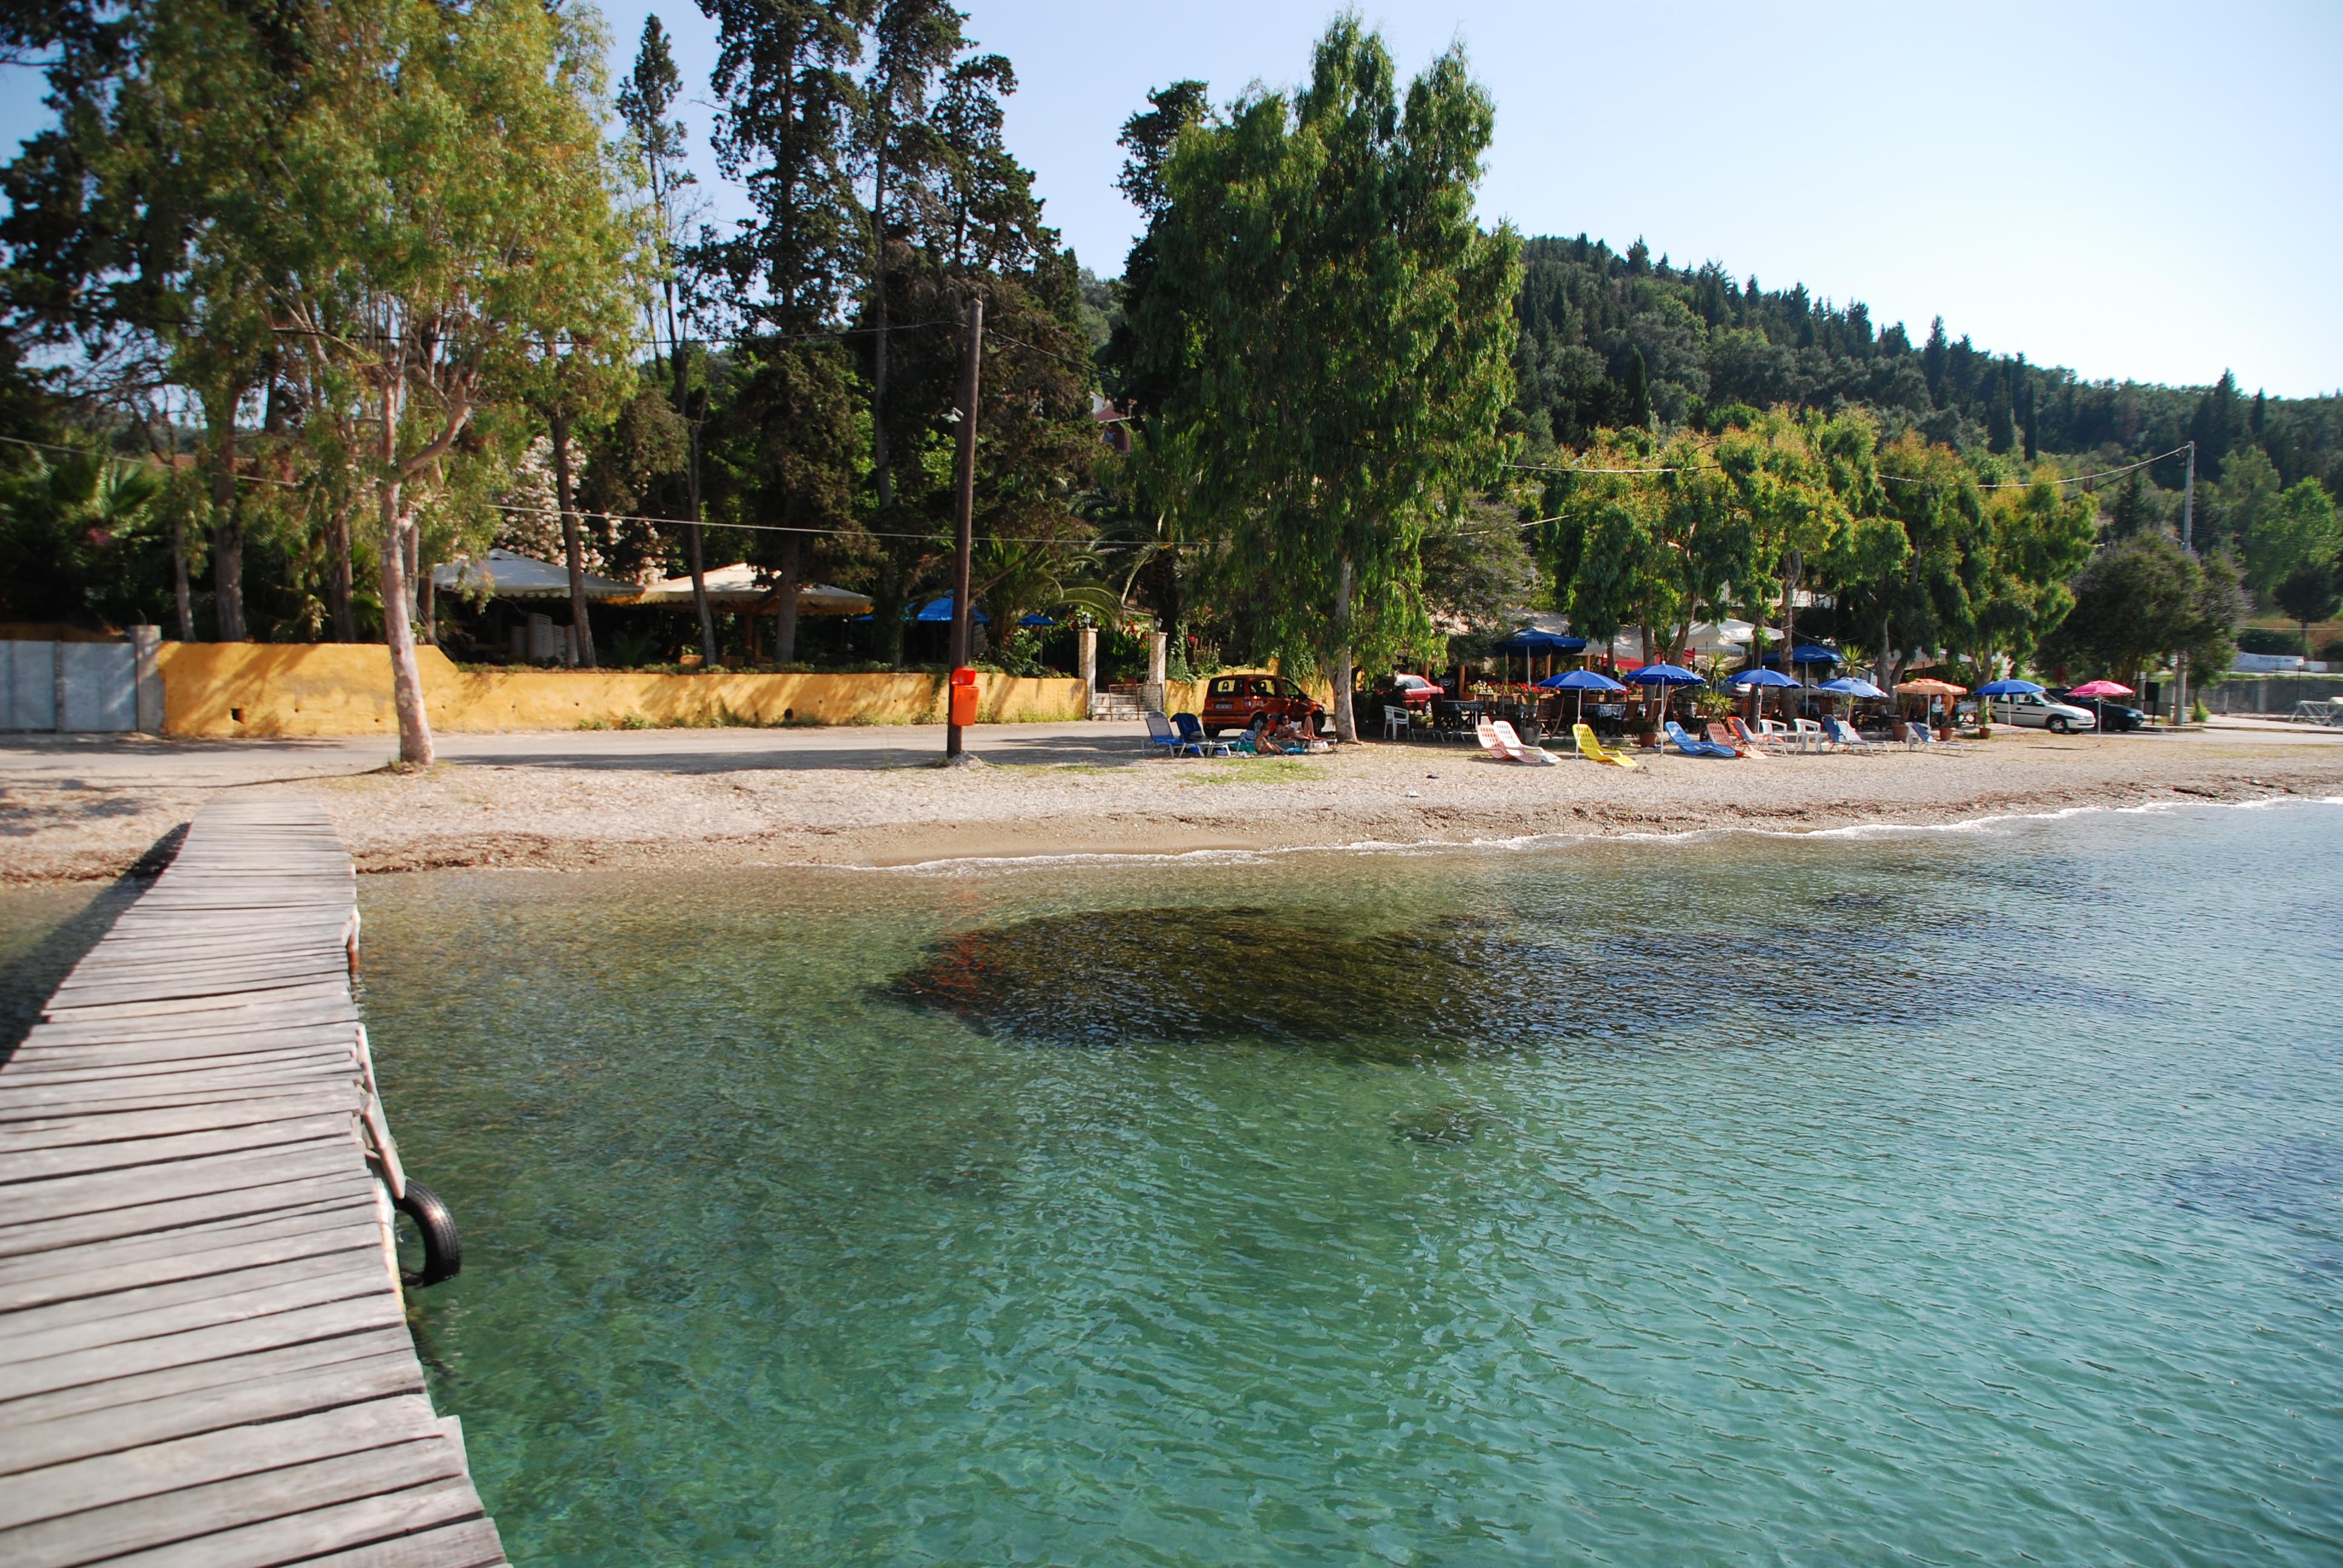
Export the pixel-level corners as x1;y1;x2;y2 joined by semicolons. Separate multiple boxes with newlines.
4;717;2340;884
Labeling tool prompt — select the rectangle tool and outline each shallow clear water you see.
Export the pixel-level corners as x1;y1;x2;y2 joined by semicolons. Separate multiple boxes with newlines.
226;808;2343;1561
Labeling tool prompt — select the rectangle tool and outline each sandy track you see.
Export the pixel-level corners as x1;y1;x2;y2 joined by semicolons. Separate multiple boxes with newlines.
5;719;2340;883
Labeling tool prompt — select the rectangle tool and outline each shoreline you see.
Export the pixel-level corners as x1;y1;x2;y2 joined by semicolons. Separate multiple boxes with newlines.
5;722;2342;884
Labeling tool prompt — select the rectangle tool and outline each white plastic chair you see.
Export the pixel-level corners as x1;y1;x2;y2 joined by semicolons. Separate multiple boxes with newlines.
1383;704;1411;740
1793;718;1828;753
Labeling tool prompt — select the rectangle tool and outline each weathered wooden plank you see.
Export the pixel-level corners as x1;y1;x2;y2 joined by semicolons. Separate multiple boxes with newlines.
0;1210;379;1314
0;1394;446;1532
0;1091;356;1152
0;1337;421;1474
299;1517;508;1568
0;1139;359;1232
0;1290;407;1405
0;1112;357;1187
0;1079;345;1124
0;1246;387;1365
0;1163;375;1259
41;979;355;1025
0;1437;468;1568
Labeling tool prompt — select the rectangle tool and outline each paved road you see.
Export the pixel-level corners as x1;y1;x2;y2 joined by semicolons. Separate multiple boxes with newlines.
2;713;2338;792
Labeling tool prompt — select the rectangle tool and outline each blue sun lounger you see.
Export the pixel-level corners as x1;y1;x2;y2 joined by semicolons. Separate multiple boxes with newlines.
1665;719;1738;759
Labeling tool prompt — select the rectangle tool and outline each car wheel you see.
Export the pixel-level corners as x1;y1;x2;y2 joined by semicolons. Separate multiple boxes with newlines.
2047;716;2070;734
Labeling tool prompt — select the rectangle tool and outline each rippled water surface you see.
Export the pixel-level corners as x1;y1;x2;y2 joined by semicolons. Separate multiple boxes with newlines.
343;806;2342;1566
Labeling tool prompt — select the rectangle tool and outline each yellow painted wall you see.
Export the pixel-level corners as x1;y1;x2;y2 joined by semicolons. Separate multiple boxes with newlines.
156;642;1089;737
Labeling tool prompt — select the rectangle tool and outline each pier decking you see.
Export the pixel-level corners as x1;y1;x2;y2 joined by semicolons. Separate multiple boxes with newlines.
0;797;505;1567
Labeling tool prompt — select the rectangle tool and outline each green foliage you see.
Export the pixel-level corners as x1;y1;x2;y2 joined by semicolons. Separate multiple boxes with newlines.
2041;535;2242;683
2241;476;2339;595
2273;564;2342;653
1119;20;1521;733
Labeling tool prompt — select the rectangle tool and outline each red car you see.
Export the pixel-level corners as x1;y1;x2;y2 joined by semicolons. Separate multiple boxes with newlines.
1200;673;1326;737
1386;674;1445;707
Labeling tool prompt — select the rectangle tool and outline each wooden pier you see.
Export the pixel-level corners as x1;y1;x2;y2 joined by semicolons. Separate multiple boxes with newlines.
0;797;506;1567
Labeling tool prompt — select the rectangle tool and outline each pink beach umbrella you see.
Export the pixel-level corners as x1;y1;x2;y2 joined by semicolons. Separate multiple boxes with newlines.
2065;679;2134;736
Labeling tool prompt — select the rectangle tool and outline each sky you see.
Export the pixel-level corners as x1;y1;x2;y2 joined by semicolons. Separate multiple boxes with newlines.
6;1;2338;396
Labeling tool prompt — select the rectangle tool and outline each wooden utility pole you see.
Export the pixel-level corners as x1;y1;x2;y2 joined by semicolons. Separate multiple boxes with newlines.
2177;440;2196;725
946;293;984;760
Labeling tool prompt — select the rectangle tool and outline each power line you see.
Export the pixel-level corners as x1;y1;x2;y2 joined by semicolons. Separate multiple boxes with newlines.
480;496;1107;548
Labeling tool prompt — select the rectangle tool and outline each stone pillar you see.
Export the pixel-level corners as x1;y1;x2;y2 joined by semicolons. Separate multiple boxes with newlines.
1077;624;1098;697
53;640;68;734
1147;632;1167;706
130;625;162;734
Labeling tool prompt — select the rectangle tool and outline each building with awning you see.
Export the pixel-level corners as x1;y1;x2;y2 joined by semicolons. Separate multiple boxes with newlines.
432;549;637;603
629;564;872;617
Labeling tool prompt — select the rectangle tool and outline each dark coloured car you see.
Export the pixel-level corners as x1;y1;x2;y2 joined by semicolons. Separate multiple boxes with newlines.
2055;691;2146;731
1200;673;1326;736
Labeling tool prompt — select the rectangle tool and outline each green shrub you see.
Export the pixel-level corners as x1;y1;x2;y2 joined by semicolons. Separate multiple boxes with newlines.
2235;627;2299;655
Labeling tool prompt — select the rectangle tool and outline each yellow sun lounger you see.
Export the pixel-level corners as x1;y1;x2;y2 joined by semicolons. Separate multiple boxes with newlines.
1573;722;1641;769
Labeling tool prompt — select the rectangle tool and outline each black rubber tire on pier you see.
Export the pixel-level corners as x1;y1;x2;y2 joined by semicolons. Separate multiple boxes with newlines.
396;1180;463;1288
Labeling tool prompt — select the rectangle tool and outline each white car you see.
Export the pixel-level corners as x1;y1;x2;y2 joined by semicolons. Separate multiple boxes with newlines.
1985;693;2099;734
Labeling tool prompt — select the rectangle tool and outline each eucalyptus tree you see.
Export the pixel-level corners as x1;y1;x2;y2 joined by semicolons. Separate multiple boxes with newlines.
275;0;643;763
1120;21;1520;739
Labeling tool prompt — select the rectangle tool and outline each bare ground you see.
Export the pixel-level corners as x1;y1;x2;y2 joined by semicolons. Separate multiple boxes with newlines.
5;719;2341;884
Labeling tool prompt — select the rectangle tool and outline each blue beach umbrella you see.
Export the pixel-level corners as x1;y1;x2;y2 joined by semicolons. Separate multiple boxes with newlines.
1729;664;1801;726
1539;668;1627;692
1792;644;1842;665
1815;676;1886;725
1018;613;1056;628
1973;677;2044;726
911;595;989;624
1538;667;1627;733
1625;662;1705;728
1498;627;1587;684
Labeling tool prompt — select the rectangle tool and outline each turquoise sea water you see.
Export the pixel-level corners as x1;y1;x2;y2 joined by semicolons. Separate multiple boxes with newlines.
50;803;2343;1566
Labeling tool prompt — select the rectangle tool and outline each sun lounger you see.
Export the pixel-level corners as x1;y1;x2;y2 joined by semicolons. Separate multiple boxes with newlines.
1478;718;1556;764
1492;718;1560;764
1709;720;1766;759
1572;722;1641;769
1729;717;1787;754
1826;716;1879;753
1665;719;1738;758
1144;710;1186;757
1172;712;1231;756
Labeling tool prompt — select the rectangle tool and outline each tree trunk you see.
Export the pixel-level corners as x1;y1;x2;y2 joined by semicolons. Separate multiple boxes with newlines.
1331;554;1358;742
672;337;718;666
377;386;434;766
327;500;356;642
775;530;802;666
1878;612;1893;692
170;512;194;641
1779;550;1800;676
871;154;894;516
549;410;597;668
209;412;246;642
